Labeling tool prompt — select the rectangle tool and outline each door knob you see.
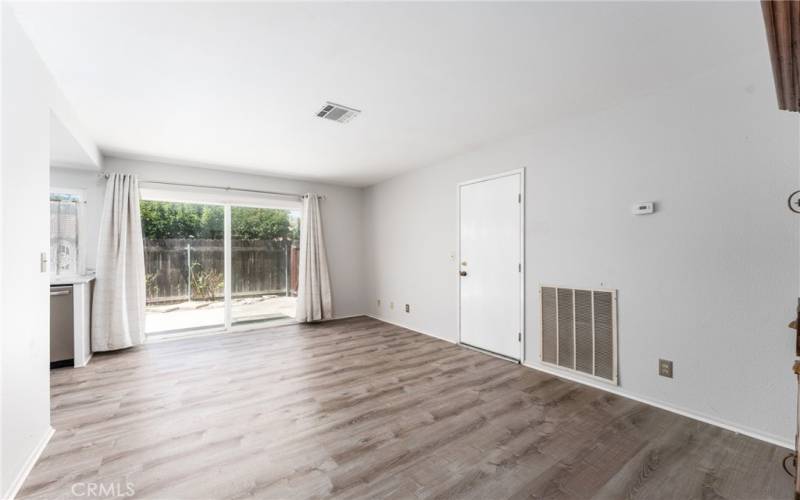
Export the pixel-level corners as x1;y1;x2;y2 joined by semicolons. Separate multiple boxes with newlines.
459;270;468;277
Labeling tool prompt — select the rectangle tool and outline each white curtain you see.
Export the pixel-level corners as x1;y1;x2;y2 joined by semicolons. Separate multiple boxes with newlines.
296;194;333;322
92;173;146;351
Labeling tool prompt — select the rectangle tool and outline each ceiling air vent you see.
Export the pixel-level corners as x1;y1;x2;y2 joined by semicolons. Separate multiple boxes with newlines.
316;102;360;123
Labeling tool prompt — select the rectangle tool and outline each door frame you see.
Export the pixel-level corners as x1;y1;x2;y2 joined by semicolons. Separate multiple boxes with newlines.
457;167;526;363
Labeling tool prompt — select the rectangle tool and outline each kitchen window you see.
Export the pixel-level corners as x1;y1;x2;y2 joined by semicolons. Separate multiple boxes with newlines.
50;189;85;276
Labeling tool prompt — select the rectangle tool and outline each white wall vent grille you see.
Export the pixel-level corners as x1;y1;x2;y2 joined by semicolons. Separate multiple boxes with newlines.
540;286;617;384
316;102;360;123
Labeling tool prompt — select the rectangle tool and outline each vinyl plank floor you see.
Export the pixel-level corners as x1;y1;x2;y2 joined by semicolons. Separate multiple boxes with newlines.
18;316;792;499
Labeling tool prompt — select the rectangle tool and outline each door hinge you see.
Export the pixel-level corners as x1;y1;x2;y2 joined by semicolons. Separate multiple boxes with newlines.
518;193;521;203
518;332;522;342
518;263;522;272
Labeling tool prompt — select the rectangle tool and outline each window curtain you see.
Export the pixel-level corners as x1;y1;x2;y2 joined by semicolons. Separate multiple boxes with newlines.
296;193;333;322
92;173;146;351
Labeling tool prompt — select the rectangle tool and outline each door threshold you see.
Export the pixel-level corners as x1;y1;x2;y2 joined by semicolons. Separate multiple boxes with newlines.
146;318;298;343
459;342;520;364
147;326;227;343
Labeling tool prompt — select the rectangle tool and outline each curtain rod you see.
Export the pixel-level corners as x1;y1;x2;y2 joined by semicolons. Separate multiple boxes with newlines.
100;173;321;200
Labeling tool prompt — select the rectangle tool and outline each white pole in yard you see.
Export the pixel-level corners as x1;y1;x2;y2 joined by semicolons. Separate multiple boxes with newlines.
187;243;191;302
285;242;290;297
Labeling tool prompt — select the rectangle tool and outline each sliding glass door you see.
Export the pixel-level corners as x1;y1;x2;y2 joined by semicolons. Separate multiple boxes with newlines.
231;206;301;325
141;201;226;334
140;194;301;335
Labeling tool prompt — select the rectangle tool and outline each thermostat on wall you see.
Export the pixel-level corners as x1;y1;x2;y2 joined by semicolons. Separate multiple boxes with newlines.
632;202;655;215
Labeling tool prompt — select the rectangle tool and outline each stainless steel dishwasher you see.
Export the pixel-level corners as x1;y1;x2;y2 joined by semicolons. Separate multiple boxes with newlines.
50;285;74;368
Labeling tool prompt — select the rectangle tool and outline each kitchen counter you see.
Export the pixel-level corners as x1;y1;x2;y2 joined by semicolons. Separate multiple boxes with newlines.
50;274;95;285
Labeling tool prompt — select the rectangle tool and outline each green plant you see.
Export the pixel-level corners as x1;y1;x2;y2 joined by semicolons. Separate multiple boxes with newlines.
231;206;292;240
145;273;160;298
190;263;224;301
140;200;298;242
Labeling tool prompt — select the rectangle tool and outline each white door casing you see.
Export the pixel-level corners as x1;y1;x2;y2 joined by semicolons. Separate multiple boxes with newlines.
458;169;524;361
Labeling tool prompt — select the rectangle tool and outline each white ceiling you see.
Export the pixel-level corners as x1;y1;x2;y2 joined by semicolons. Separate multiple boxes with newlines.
12;2;765;186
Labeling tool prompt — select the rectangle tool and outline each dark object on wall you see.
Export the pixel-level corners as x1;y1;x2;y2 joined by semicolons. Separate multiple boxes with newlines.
789;190;800;213
762;1;800;112
796;298;800;357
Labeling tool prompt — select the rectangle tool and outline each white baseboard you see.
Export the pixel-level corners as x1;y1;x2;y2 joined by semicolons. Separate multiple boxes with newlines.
3;426;54;500
523;361;793;450
363;315;792;450
365;314;457;344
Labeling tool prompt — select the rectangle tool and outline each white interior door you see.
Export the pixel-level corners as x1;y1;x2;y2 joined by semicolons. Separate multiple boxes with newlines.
459;171;523;360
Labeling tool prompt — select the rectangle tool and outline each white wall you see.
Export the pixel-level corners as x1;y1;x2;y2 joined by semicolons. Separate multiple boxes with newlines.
52;156;367;319
363;52;799;446
0;7;98;497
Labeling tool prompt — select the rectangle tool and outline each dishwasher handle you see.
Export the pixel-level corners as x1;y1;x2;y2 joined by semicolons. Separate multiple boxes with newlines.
50;287;72;297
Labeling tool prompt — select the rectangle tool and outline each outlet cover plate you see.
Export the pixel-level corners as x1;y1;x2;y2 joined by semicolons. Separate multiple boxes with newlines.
658;359;673;378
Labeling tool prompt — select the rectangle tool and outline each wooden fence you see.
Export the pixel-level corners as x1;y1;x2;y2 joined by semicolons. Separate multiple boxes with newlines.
144;238;299;304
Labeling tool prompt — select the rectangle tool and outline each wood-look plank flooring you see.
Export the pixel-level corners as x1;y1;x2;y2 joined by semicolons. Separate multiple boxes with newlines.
19;316;792;499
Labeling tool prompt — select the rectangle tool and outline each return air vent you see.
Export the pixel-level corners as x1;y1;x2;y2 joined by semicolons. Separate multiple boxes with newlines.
316;102;360;123
540;286;617;384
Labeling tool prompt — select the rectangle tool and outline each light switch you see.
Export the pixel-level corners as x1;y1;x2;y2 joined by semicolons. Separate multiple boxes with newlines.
632;202;655;215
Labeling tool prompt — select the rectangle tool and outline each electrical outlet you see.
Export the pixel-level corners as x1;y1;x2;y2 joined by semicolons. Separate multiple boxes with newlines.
377;299;381;308
390;302;394;310
658;359;673;378
405;304;410;313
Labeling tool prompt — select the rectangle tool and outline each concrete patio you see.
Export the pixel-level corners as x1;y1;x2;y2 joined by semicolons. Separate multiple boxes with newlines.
145;295;297;334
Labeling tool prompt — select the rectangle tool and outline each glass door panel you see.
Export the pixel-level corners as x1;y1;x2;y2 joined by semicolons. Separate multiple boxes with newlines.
231;206;300;325
141;200;225;334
